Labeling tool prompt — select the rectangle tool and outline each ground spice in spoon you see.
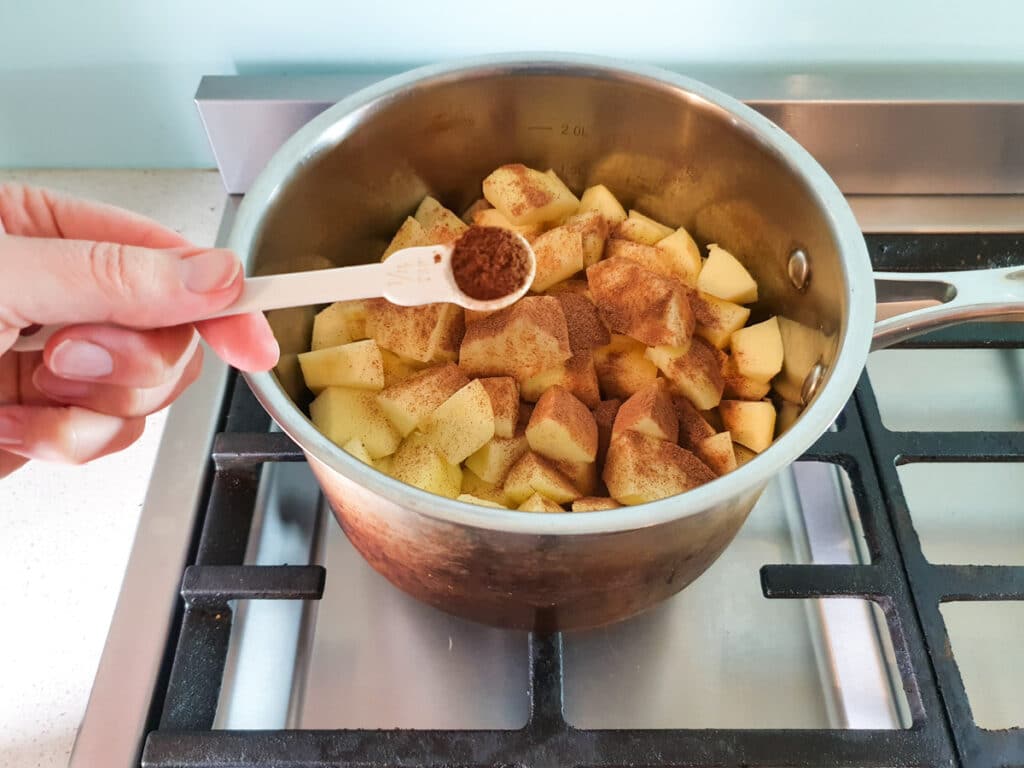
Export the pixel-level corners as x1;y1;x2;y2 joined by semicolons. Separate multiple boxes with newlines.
450;226;531;301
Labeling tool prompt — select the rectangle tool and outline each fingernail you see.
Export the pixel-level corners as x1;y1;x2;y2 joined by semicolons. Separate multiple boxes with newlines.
50;340;114;379
0;412;22;446
34;371;94;400
180;249;241;294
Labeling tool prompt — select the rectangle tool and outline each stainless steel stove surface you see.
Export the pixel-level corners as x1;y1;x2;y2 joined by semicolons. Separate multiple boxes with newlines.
68;67;1024;768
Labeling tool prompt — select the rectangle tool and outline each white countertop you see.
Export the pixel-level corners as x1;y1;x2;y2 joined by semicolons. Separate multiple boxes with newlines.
0;170;227;768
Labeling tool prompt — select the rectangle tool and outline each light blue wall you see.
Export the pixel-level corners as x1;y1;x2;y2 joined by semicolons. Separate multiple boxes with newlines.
3;0;1023;169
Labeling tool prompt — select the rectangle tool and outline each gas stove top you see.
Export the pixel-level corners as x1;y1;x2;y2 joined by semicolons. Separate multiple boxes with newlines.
70;68;1024;768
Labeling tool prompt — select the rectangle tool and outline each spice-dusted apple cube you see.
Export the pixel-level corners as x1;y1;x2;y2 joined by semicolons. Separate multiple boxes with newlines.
612;381;679;443
367;300;464;363
381;216;428;261
552;293;610;355
530;226;584;292
464;433;528;485
587;257;695;348
545;169;581;211
459;296;572;381
414;196;468;243
478;376;519;438
376;363;469;437
731;317;784;383
603;431;716;505
592;398;621;465
593;334;658;399
722;355;772;401
572;496;622;512
520;353;601;408
734;443;758;467
672;395;717;449
777;400;802;436
550;457;598;497
457;494;506;509
526;386;598;463
388;432;463;499
342;438;374;465
472;208;543;240
720;400;777;453
605;239;693;288
646;338;725;410
482;164;578;226
518;493;565;513
461;467;510;507
776;317;829;403
460;197;492;223
309;386;401;459
380;349;427;386
697;244;758;304
545;278;592;300
564;209;609;267
655;228;702;286
299;339;385;393
578;183;627;225
502;451;581;505
690;291;751;349
613;209;674;245
697;432;737;476
312;299;371;350
421;379;495;464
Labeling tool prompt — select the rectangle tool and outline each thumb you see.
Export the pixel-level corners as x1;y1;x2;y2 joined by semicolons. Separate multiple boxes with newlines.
0;235;243;331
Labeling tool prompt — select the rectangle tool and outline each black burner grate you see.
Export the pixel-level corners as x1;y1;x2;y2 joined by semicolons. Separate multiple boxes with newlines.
141;234;1023;768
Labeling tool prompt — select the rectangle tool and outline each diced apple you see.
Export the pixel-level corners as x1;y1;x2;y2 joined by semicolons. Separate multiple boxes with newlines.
342;438;374;465
776;317;829;403
380;349;427;386
544;169;581;213
367;300;464;363
689;291;751;349
646;338;725;410
672;395;717;449
613;209;674;245
551;458;598;497
696;432;737;476
612;381;678;443
530;225;584;292
592;398;621;465
526;386;598;463
734;443;758;467
593;334;658;399
414;196;468;243
552;293;610;355
478;377;519;438
655;228;702;285
299;339;384;393
502;451;581;505
563;209;609;267
721;355;772;400
375;363;469;437
472;207;542;240
572;496;622;512
777;400;802;436
312;300;371;350
388;432;463;499
309;386;401;459
381;216;428;261
461;467;510;506
518;493;566;513
587;257;695;348
603;431;716;505
720;400;777;453
421;379;495;464
545;278;592;300
464;433;529;485
520;352;601;408
578;184;627;225
731;317;784;383
482;164;578;226
460;197;492;223
459;296;572;382
463;307;497;326
605;238;693;288
697;244;758;304
457;494;506;509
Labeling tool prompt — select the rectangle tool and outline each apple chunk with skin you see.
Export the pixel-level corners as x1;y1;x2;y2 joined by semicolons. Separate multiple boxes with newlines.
309;386;401;459
720;400;777;453
603;431;716;505
375;363;469;437
645;337;725;410
421;379;495;464
612;381;678;443
526;386;599;463
482;164;578;225
730;317;784;382
697;244;758;304
298;339;384;393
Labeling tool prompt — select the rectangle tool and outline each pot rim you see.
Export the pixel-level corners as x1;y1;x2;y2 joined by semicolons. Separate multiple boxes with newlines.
231;52;875;536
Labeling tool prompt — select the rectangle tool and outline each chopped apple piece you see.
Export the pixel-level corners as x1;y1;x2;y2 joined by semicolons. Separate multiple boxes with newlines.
731;317;784;382
458;494;506;509
531;226;584;292
604;238;694;288
518;493;565;513
696;432;737;476
366;300;464;363
612;381;678;443
578;184;627;225
461;467;510;506
603;431;716;505
421;379;495;464
593;334;658;399
380;349;426;386
613;209;674;245
544;169;581;211
458;296;572;381
464;433;529;485
592;398;621;465
777;401;802;436
655;228;702;285
503;451;581;505
720;400;777;453
734;443;758;467
545;278;592;300
312;300;370;349
645;338;725;410
587;257;695;348
552;293;610;355
388;432;462;499
672;395;717;449
776;317;828;403
478;377;519;438
414;196;468;243
342;438;374;465
381;216;428;261
482;164;578;225
309;386;401;459
375;363;469;437
472;207;542;240
572;496;622;512
697;244;758;304
460;197;492;224
520;352;601;408
299;339;384;393
551;458;598;496
722;355;772;400
564;209;609;267
526;386;598;463
689;291;751;349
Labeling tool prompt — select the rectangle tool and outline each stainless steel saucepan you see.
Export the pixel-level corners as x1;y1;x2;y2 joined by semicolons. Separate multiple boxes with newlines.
229;54;1024;631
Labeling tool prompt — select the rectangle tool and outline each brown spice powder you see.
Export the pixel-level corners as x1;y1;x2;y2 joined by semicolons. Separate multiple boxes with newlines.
451;225;531;301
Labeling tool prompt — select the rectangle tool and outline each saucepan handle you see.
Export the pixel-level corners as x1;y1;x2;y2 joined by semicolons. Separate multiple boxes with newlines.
872;265;1024;350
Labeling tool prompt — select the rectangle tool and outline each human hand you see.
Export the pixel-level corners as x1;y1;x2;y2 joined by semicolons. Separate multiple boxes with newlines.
0;184;279;478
